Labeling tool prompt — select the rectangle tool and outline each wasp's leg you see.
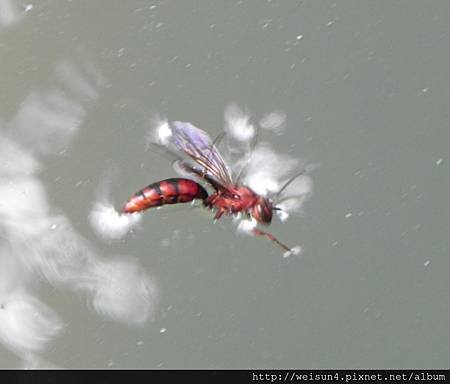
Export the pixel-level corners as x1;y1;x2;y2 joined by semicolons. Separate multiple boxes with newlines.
213;208;226;222
251;228;292;253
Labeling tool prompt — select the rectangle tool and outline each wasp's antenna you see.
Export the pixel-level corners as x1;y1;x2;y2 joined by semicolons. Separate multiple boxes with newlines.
234;126;259;184
212;131;226;148
273;170;306;201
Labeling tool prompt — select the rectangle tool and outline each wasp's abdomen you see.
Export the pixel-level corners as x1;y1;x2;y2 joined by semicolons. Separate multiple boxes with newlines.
122;178;208;214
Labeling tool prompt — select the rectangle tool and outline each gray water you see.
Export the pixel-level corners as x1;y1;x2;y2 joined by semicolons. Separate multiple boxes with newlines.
0;0;449;369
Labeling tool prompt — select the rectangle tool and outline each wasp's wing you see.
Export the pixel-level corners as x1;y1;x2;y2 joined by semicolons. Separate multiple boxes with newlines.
167;121;233;187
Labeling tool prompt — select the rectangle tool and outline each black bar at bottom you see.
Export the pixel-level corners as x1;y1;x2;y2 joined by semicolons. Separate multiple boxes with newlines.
1;369;448;384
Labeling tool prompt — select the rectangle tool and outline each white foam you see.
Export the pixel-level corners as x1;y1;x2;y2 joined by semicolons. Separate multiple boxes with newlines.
224;104;255;142
0;52;162;364
276;210;290;222
0;291;63;355
237;218;257;235
259;111;286;134
86;258;159;326
89;202;141;241
283;246;302;258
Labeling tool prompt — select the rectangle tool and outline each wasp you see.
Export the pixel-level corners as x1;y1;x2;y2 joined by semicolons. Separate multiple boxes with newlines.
122;121;303;253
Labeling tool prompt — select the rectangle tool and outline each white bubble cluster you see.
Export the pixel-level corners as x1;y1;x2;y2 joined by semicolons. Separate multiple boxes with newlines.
259;111;286;134
0;52;158;367
89;202;141;240
224;104;255;142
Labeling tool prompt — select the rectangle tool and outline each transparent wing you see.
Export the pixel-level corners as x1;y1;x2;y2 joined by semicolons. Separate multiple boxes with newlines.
166;121;233;187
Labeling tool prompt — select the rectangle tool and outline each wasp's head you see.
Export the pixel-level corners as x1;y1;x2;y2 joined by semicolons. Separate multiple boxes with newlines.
252;196;273;224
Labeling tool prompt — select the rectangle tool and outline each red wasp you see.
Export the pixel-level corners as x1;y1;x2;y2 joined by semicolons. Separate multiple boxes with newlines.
122;121;303;253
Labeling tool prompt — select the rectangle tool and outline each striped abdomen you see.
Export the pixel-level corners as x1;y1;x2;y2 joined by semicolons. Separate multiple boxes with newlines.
122;178;208;214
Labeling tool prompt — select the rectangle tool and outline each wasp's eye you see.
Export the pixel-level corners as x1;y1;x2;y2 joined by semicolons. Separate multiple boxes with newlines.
253;199;273;224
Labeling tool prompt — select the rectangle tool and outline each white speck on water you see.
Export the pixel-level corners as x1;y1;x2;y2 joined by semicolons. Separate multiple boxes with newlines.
290;63;296;70
261;18;272;29
137;340;144;346
332;241;338;247
283;246;302;258
117;48;125;57
160;327;166;333
436;158;443;165
345;212;353;218
422;87;430;93
296;34;303;40
327;20;335;26
24;4;33;12
50;224;57;230
424;260;430;267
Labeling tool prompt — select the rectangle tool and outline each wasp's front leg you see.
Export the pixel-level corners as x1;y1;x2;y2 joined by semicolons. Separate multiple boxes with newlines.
251;228;295;255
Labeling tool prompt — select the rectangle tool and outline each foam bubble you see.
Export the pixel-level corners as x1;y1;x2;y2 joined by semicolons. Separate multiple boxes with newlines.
89;202;141;240
237;218;257;235
259;111;286;134
283;246;302;258
0;291;63;355
86;258;159;326
224;104;255;142
276;210;290;222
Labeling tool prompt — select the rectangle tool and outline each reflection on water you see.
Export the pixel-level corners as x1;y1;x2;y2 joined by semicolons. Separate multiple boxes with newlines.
0;51;158;366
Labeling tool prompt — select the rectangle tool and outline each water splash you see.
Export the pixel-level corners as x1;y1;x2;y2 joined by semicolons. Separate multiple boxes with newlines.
259;111;286;134
224;103;255;142
0;52;158;366
146;104;313;254
0;290;63;356
89;202;142;241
